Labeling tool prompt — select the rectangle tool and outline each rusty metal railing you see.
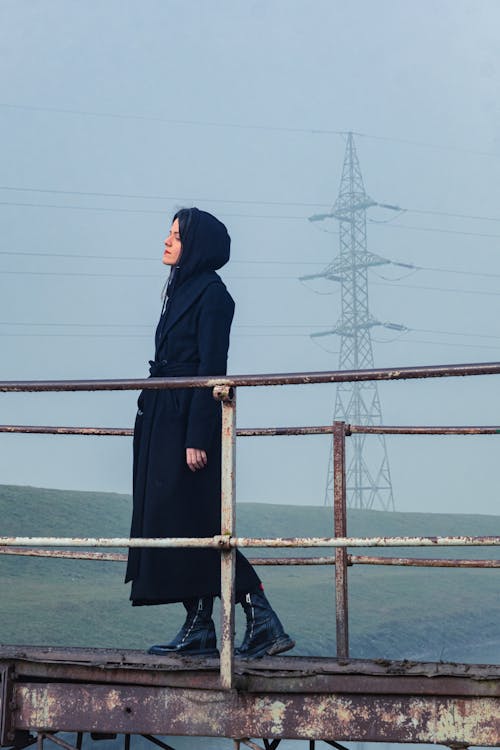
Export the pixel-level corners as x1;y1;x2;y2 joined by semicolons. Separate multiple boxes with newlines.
1;362;500;688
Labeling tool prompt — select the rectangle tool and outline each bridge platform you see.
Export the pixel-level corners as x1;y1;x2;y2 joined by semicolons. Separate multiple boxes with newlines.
1;646;499;747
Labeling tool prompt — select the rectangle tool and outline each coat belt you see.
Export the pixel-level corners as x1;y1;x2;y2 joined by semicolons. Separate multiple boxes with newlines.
148;360;199;377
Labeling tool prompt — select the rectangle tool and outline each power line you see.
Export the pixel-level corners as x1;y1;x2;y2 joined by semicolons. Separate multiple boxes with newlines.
372;280;500;298
5;186;500;226
2;322;500;343
355;131;500;158
369;220;500;241
0;321;150;329
0;332;150;339
0;102;347;136
4;250;500;283
2;329;498;345
0;321;335;330
377;264;500;282
2;330;497;346
0;200;308;220
0;200;169;215
3;267;500;293
2;102;500;158
0;269;299;280
0;186;328;210
421;264;500;279
0;250;327;266
4;198;500;240
407;207;500;225
0;269;159;279
413;327;500;341
0;331;311;339
379;337;500;352
3;315;500;349
3;266;500;295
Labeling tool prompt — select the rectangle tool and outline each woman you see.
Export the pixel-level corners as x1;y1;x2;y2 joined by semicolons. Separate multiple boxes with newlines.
125;207;294;659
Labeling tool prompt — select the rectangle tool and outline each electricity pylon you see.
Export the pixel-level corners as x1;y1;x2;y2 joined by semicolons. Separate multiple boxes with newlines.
304;132;403;510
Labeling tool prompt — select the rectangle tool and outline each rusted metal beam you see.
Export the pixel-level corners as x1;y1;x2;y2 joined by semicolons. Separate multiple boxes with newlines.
1;536;499;548
0;665;15;745
3;423;500;437
1;547;499;568
349;555;500;568
3;647;500;699
240;424;500;436
0;426;134;436
233;535;500;548
216;385;237;690
333;421;349;659
0;548;129;562
0;536;228;549
349;425;500;435
3;647;500;682
11;683;500;745
2;360;500;393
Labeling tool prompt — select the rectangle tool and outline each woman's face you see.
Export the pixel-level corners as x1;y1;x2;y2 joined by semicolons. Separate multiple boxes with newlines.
163;218;182;265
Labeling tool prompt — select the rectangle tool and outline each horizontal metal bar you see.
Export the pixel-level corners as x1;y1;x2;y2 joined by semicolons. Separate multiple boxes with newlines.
349;555;500;568
0;547;128;561
2;423;500;438
4;646;500;691
0;536;230;549
239;426;333;436
13;683;500;745
0;425;334;437
1;535;499;549
240;424;500;436
1;361;500;392
348;425;500;435
0;425;134;436
1;547;499;568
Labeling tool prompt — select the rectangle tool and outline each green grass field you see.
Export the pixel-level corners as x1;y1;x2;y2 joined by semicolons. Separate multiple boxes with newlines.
1;483;499;663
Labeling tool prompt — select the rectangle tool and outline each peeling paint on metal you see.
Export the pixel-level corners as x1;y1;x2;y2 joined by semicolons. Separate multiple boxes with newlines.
2;361;500;394
1;535;499;549
11;675;500;745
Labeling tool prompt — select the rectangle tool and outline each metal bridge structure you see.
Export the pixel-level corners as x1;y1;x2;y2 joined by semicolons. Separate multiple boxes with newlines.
1;362;500;749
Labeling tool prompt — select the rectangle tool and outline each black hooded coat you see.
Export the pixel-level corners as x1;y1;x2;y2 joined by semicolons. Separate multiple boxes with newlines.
125;208;261;604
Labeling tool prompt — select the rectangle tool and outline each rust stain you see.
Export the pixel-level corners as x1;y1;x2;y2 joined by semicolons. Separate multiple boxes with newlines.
430;697;500;745
11;681;500;744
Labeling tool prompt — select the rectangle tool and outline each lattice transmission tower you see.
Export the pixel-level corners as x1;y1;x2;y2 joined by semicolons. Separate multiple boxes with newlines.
304;132;403;510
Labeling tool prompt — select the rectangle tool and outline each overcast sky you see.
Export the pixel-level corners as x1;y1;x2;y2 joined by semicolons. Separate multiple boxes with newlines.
1;0;500;515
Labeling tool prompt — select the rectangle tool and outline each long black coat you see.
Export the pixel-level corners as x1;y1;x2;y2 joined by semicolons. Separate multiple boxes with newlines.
125;208;260;605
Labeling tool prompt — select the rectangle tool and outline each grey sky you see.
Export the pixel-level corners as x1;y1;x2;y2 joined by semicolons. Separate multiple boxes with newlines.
1;0;500;514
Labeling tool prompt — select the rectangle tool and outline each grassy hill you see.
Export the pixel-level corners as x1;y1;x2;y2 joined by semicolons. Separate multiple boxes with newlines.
1;483;499;664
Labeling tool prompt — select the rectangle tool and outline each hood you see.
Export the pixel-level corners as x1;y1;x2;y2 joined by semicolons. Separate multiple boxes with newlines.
154;208;231;352
174;207;230;283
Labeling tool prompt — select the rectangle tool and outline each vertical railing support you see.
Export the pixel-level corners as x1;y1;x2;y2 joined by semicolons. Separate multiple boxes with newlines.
214;385;237;689
333;420;349;658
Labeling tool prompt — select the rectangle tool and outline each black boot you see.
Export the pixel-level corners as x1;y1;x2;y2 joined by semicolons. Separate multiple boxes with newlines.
235;590;295;659
148;597;218;656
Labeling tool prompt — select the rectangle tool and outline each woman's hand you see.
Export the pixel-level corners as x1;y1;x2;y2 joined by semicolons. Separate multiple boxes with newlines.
186;448;208;472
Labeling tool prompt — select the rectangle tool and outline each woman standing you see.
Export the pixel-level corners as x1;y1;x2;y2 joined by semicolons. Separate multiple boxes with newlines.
125;207;294;659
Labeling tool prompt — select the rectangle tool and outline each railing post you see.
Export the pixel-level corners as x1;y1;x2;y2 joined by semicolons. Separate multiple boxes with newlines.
333;420;349;658
214;385;237;690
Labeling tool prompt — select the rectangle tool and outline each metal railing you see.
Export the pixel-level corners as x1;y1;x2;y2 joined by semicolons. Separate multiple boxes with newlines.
1;362;500;688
